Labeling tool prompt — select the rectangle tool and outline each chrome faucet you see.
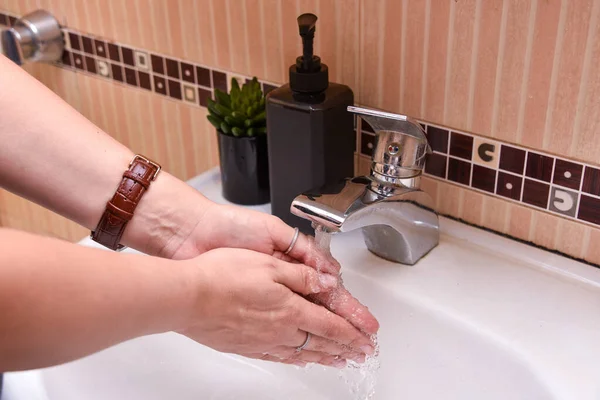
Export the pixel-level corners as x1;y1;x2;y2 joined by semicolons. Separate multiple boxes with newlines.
291;106;439;265
1;10;63;65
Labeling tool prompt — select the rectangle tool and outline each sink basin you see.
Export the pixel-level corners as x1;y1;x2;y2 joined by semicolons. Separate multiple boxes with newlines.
4;171;600;399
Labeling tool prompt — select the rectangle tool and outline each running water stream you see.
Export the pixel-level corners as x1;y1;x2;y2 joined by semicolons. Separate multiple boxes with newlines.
313;225;380;400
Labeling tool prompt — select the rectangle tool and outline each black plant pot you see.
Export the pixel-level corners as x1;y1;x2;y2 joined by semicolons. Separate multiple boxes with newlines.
217;130;270;205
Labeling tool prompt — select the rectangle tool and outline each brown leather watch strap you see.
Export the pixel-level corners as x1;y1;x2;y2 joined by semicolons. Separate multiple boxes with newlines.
91;155;161;250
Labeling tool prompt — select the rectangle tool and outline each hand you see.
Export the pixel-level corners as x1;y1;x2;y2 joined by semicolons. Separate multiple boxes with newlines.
171;204;380;336
178;248;374;368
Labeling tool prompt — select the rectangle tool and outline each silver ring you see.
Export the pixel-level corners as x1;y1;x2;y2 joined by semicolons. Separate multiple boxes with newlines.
284;227;300;255
295;332;311;352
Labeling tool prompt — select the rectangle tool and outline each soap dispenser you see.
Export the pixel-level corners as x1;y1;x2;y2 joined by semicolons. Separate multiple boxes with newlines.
266;13;355;234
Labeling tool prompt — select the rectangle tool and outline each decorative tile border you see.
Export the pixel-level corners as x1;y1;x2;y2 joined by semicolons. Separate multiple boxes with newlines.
2;10;598;231
360;119;600;229
0;11;279;110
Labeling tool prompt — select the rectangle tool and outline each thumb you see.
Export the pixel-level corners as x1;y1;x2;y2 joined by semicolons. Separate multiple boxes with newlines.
273;259;338;295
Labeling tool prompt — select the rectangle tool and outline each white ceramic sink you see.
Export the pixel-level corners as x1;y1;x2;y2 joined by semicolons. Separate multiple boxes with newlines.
5;170;600;400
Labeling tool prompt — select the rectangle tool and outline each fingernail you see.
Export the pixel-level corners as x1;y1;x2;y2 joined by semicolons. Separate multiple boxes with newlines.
360;345;375;356
293;360;307;367
319;273;338;288
350;353;366;363
332;359;347;369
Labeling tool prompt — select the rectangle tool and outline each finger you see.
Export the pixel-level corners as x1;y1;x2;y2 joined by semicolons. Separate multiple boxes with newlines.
309;286;380;335
293;296;375;355
287;330;360;358
268;218;341;275
244;353;307;367
273;259;338;295
268;348;348;369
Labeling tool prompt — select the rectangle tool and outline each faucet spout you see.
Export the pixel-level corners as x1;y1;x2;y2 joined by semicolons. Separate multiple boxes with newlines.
292;176;439;265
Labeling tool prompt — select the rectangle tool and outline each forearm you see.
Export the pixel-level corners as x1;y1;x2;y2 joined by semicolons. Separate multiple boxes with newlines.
0;228;194;371
0;55;211;255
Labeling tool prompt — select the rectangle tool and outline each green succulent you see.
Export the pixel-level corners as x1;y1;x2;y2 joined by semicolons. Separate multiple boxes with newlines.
206;77;267;137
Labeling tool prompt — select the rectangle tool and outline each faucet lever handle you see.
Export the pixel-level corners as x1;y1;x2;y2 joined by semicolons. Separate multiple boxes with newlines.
348;106;430;182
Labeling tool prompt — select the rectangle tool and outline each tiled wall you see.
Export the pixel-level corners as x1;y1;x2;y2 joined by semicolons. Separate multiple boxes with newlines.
1;1;600;266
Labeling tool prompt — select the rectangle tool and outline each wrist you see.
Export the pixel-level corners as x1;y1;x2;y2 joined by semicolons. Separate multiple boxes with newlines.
120;171;214;258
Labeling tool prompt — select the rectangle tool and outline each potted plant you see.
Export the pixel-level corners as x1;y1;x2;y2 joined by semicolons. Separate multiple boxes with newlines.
206;77;270;205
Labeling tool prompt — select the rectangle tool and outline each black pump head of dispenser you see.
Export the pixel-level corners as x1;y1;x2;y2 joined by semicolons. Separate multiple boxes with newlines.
289;13;329;94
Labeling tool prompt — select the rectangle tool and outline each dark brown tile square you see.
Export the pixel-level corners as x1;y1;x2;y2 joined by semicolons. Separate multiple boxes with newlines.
108;43;120;62
522;179;550;209
0;13;8;26
153;75;167;95
499;145;526;174
72;53;85;70
496;172;522;200
449;132;473;160
362;121;374;133
124;67;138;86
197;66;211;87
553;159;583;190
61;50;73;67
111;63;124;82
81;35;94;54
425;153;447;178
151;54;165;75
198;88;212;107
525;152;554;182
168;79;182;100
68;32;82;51
212;70;227;92
166;58;180;79
471;164;496;193
582;166;600;196
361;133;375;157
426;126;449;153
84;56;96;74
138;71;151;90
121;46;135;66
94;39;107;58
578;195;600;226
447;158;471;185
8;16;16;26
419;123;426;132
263;83;278;95
180;62;195;83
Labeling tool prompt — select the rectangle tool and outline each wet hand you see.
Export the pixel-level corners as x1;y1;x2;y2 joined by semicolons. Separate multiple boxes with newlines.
178;248;374;367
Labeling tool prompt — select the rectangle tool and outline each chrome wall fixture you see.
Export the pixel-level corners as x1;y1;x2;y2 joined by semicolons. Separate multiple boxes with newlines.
1;10;64;65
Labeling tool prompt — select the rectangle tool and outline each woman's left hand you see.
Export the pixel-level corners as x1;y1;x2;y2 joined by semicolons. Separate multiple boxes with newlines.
168;203;380;336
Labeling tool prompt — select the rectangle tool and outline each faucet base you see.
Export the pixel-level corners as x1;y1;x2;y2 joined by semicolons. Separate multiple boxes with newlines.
362;224;438;265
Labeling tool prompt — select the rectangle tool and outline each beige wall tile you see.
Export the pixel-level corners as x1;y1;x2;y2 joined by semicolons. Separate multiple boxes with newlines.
461;189;484;226
445;0;476;128
380;0;403;112
493;0;531;143
359;0;384;107
555;218;588;259
519;0;561;149
400;0;426;118
530;211;560;250
470;0;502;136
546;0;593;155
585;228;600;265
423;0;450;123
482;196;508;234
507;203;532;242
571;0;600;162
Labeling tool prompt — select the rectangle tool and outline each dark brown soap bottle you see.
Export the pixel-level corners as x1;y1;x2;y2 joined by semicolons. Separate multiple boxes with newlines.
266;13;355;234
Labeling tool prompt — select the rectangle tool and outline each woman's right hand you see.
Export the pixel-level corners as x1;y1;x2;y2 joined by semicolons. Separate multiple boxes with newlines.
177;248;375;368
